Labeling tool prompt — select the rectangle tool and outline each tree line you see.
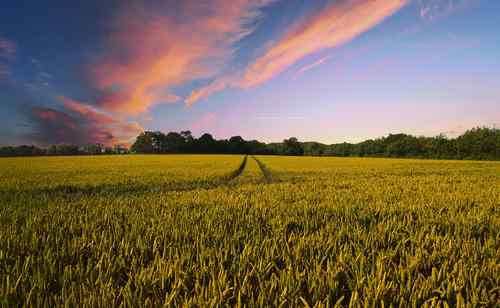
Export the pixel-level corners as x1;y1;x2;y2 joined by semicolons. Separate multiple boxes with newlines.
301;127;500;160
1;127;499;160
0;143;128;157
131;131;274;155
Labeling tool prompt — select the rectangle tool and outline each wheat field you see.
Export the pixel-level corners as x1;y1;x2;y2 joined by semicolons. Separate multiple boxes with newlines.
1;155;499;306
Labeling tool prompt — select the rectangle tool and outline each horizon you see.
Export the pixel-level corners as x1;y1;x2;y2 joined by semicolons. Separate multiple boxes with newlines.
2;125;497;149
0;126;500;156
1;0;499;146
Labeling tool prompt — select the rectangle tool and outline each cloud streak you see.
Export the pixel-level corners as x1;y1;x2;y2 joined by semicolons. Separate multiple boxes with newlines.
295;55;332;77
187;0;408;105
92;0;274;115
186;77;233;107
241;0;408;87
419;0;476;22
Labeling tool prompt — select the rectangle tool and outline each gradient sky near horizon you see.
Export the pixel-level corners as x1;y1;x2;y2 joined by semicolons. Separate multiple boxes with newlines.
1;0;499;146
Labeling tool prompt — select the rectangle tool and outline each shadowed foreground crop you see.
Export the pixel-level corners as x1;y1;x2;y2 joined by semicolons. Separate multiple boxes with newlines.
0;155;499;306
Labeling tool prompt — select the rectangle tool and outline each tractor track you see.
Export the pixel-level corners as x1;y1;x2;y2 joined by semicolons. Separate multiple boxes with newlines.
12;155;267;199
251;156;275;183
226;155;248;182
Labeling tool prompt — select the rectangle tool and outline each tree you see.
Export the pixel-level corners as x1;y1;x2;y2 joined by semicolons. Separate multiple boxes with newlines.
283;137;304;156
180;130;194;152
330;142;354;157
131;132;155;153
165;132;185;153
457;127;499;160
150;131;166;153
47;144;79;155
228;136;246;154
0;145;45;156
197;133;217;153
82;143;104;155
303;142;326;156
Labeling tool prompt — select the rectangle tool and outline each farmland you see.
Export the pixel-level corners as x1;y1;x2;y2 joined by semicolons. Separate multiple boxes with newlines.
0;155;499;306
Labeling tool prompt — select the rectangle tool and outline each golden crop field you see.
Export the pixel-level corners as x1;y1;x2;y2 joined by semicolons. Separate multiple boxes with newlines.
1;155;499;307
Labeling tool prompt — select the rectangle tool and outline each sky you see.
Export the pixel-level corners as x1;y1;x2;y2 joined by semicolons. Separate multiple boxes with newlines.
1;0;499;146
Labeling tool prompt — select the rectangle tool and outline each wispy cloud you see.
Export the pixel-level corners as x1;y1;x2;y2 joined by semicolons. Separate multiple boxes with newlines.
92;0;274;115
187;0;408;105
27;107;81;145
25;71;53;91
240;0;408;87
26;97;143;146
418;0;476;22
186;77;233;107
60;96;144;145
295;55;332;77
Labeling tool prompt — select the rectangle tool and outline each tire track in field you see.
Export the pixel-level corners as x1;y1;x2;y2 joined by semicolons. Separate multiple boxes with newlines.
226;155;248;182
252;156;275;183
11;155;251;199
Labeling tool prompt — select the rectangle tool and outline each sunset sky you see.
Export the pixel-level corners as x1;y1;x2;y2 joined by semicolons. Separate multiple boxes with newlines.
1;0;499;146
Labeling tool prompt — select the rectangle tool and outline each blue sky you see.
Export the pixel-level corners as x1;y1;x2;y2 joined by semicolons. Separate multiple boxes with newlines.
1;0;499;146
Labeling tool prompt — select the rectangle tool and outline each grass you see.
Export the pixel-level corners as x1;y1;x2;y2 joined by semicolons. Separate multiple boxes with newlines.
0;155;499;306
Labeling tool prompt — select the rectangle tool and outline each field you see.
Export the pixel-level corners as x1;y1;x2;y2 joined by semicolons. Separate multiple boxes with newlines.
0;155;499;306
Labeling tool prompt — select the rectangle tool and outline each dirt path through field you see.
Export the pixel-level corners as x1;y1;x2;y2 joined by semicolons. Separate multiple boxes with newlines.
252;156;274;183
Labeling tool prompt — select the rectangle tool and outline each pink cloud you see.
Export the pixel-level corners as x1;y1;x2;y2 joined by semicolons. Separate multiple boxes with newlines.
92;1;274;115
60;96;115;125
186;78;232;107
241;0;408;88
34;109;59;122
186;0;408;105
47;96;145;146
29;107;81;144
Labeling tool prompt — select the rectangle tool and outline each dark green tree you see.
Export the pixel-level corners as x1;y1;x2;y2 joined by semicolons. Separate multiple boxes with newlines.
131;132;155;153
283;137;304;156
